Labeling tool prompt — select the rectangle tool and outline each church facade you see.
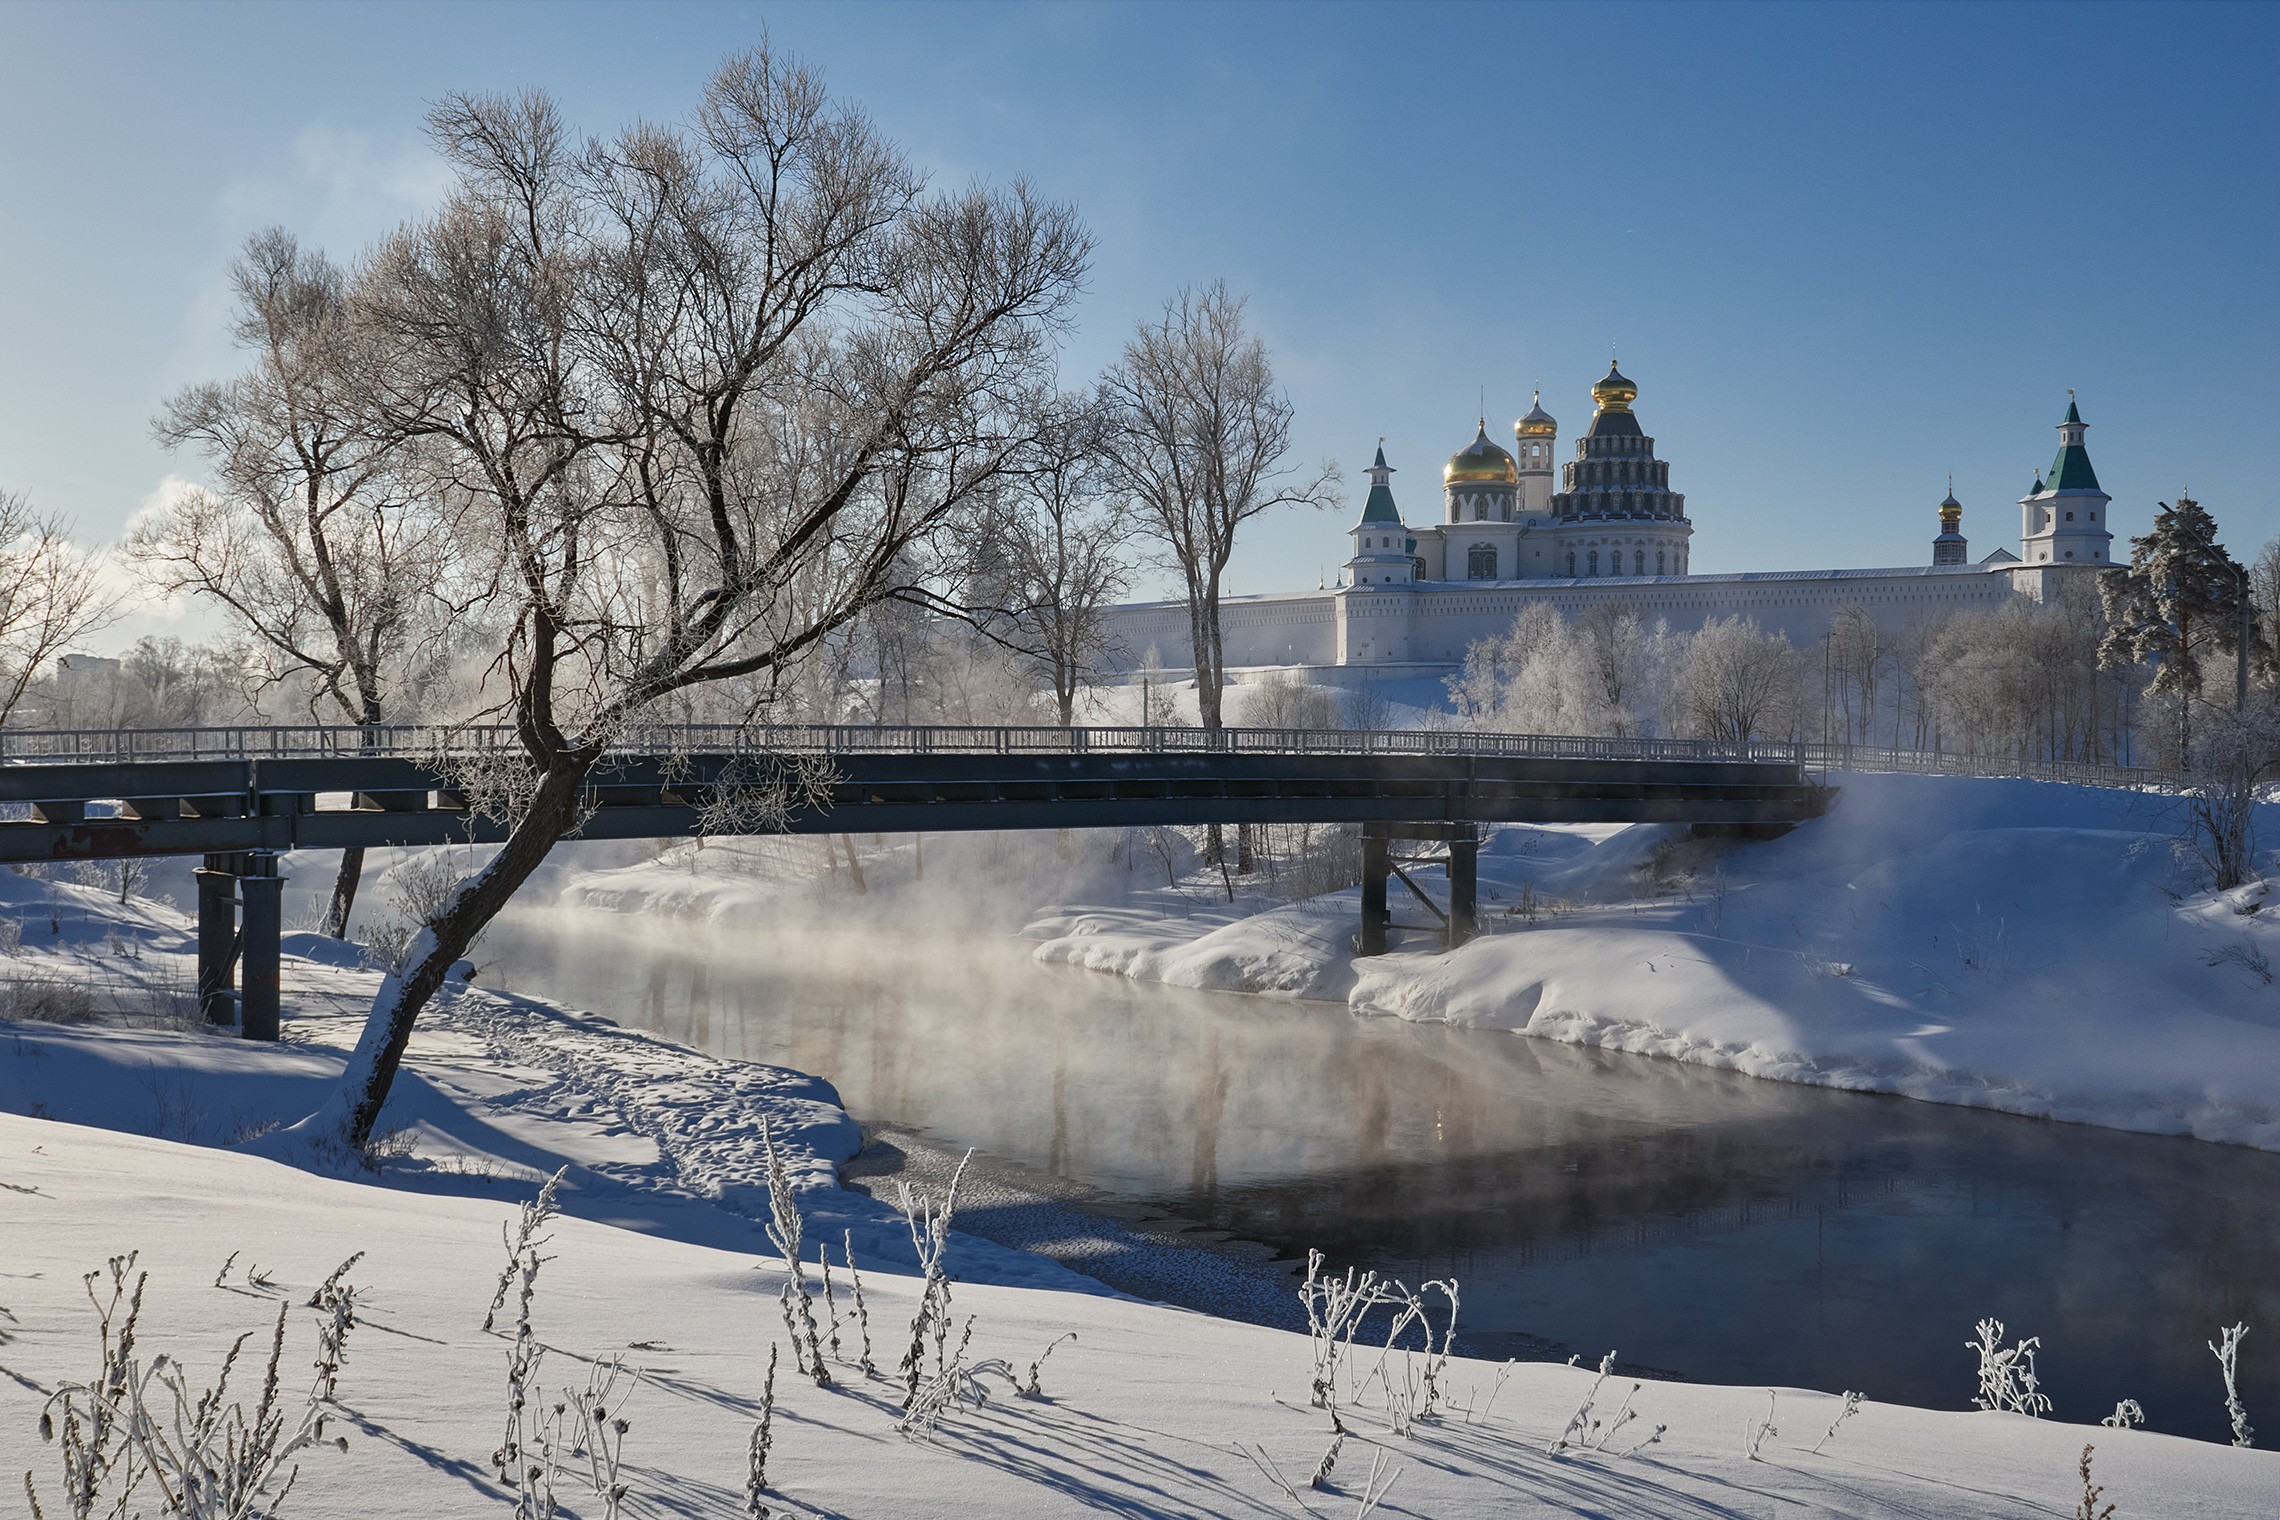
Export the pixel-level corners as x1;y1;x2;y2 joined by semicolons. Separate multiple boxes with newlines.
1101;364;2118;680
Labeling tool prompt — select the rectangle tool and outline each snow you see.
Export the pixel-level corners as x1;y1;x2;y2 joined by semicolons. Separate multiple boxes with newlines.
4;778;2280;1512
8;1115;2277;1517
1028;772;2280;1152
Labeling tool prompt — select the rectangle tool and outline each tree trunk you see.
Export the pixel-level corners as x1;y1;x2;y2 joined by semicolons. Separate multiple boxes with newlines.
325;847;365;938
841;835;867;895
1237;821;1255;874
321;760;594;1147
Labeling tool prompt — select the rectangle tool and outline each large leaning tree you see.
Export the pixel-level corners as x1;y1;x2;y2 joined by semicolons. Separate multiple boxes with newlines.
274;47;1087;1150
136;229;443;937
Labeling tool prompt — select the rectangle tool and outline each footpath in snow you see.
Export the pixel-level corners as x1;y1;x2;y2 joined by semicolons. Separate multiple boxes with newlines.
1027;772;2280;1151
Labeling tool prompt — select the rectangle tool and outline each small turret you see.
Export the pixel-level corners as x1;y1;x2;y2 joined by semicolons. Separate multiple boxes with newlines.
1345;442;1417;587
1933;481;1968;566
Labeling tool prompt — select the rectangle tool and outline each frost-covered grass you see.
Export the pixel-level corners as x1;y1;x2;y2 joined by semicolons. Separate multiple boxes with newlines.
1028;772;2280;1151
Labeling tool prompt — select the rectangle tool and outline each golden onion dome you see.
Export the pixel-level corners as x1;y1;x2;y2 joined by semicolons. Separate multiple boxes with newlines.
1513;391;1558;438
1591;362;1638;412
1444;422;1518;484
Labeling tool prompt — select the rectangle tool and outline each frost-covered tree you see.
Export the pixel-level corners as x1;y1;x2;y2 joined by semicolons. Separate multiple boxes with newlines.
1237;668;1341;729
1100;282;1338;731
998;395;1132;726
2101;495;2254;758
1671;616;1800;744
0;489;114;728
1576;600;1652;737
136;229;447;936
283;45;1088;1149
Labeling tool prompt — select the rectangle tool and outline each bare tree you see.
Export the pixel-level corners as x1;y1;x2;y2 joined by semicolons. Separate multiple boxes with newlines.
136;229;440;936
285;47;1086;1148
1674;615;1800;744
1576;599;1650;737
1000;395;1131;725
0;491;114;727
1100;282;1338;730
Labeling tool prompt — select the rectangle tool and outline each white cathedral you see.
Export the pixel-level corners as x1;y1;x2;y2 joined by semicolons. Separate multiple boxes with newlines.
1102;361;2120;680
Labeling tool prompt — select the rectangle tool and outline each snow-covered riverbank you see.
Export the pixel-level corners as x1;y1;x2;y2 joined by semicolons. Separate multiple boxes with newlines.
1025;773;2280;1152
4;803;2279;1513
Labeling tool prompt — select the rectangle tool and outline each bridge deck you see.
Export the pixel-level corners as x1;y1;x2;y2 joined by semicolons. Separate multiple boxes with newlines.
0;743;1829;862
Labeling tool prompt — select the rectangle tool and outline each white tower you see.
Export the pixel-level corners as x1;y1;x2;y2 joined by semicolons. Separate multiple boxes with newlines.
1344;444;1416;586
1512;393;1558;520
2017;397;2115;567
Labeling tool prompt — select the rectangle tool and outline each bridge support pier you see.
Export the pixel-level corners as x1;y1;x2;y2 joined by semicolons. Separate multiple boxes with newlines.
193;852;285;1040
1356;822;1480;958
238;855;284;1043
195;854;241;1026
1359;835;1389;956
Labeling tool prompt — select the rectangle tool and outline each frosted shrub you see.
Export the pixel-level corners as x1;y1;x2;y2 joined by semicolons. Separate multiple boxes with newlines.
2075;1443;2115;1520
898;1157;971;1422
745;1344;778;1519
1812;1390;1864;1453
2209;1322;2253;1447
1742;1389;1779;1460
1967;1318;2052;1417
1363;1277;1459;1435
756;1117;827;1385
483;1167;566;1334
2100;1399;2144;1431
29;1251;355;1520
1298;1250;1399;1430
898;1314;1015;1438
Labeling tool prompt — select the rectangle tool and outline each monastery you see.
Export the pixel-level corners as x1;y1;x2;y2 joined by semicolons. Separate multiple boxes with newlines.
1102;363;2117;680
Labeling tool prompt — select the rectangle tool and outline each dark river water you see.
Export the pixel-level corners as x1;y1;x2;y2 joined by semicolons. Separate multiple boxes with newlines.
477;907;2280;1444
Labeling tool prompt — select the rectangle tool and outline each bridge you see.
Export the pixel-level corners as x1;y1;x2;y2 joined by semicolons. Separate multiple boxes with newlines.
0;723;1858;1040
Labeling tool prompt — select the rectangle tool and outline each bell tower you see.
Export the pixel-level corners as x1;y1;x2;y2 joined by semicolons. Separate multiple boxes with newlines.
1933;482;1968;566
1512;392;1558;519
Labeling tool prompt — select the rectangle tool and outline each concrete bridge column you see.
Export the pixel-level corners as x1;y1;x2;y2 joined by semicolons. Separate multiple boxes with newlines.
194;853;241;1026
1359;834;1389;956
1446;834;1478;949
238;853;285;1042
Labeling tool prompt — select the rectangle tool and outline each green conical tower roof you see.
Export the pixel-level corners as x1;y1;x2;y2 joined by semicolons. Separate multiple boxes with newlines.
1359;444;1402;524
2044;397;2103;494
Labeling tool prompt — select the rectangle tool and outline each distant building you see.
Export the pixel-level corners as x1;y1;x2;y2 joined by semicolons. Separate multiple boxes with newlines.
1102;366;2115;679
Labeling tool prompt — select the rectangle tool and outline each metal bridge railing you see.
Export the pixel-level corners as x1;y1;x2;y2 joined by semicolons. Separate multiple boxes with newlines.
0;722;2170;790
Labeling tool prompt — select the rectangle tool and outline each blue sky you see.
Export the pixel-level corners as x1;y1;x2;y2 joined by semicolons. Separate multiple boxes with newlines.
2;1;2273;641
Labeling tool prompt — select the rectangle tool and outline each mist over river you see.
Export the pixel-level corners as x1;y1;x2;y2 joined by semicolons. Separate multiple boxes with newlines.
477;906;2280;1443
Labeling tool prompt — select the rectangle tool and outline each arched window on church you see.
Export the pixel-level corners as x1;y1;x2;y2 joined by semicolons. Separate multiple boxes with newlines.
1634;549;1645;575
1588;550;1599;576
1475;499;1489;522
1467;544;1497;581
1657;550;1666;574
1567;551;1576;576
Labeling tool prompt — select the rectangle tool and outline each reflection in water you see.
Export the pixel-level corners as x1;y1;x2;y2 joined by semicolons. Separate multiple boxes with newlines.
480;909;2280;1442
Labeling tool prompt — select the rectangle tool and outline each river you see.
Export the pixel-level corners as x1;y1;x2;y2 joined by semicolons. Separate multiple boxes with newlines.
477;906;2280;1444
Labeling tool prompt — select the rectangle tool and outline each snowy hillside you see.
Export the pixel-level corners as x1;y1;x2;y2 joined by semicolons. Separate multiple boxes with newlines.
1028;773;2280;1150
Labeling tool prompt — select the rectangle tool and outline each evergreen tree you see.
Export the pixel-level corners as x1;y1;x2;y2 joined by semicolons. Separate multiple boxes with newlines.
2098;495;2254;755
